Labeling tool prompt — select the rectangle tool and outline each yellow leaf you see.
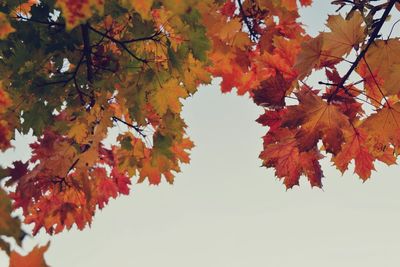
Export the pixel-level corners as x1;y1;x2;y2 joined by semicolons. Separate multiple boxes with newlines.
130;0;154;19
151;79;188;116
360;39;400;96
183;53;211;93
68;120;88;144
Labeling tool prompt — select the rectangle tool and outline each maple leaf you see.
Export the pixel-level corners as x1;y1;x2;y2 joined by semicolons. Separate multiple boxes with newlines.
56;0;105;30
256;110;286;130
359;39;400;96
253;72;290;109
170;138;195;164
282;89;351;152
23;184;90;235
10;0;39;18
9;242;50;267
151;79;188;116
361;103;400;148
294;35;323;79
260;128;323;188
139;156;169;185
67;119;89;144
322;11;365;60
111;168;131;195
183;53;212;93
3;1;400;261
281;0;298;11
332;128;375;180
220;0;236;16
356;61;385;106
5;161;29;186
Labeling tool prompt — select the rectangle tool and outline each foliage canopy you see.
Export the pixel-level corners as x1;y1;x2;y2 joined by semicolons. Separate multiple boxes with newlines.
1;0;400;264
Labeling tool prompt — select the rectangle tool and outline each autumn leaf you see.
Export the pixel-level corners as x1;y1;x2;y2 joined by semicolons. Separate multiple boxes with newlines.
359;39;400;96
332;128;375;180
253;72;290;109
294;35;323;79
170;138;194;164
260;128;323;188
322;11;365;60
151;79;188;116
5;161;29;187
361;103;400;148
0;12;15;40
356;61;385;106
120;0;154;19
10;0;39;18
9;243;50;267
56;0;105;30
282;89;351;152
2;2;400;262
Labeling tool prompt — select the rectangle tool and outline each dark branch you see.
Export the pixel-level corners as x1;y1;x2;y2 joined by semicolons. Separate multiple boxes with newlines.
121;31;163;44
88;25;148;64
81;23;94;84
112;116;147;138
11;15;65;27
361;56;388;105
327;0;398;103
237;0;258;41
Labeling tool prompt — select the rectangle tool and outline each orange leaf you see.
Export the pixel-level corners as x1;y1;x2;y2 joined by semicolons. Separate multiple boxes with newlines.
361;103;400;148
361;39;400;96
294;35;323;79
0;12;15;40
283;89;351;152
9;242;50;267
56;0;105;30
322;11;365;60
332;128;375;180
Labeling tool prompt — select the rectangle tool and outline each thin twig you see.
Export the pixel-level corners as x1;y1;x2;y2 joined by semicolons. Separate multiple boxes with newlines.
88;25;149;64
237;0;258;41
112;116;147;138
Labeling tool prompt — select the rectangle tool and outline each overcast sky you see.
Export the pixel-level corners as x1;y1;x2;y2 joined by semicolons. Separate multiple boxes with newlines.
1;2;400;267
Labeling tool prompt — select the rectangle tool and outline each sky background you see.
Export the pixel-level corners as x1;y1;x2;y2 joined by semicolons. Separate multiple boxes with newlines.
2;1;400;266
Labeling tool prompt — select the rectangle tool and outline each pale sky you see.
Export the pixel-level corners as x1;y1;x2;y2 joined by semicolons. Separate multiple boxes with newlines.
2;2;400;267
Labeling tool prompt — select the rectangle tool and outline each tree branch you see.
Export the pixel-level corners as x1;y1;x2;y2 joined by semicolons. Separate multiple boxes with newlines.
112;116;147;138
121;30;163;44
237;0;258;41
328;0;398;103
11;15;65;27
88;25;148;64
81;23;94;84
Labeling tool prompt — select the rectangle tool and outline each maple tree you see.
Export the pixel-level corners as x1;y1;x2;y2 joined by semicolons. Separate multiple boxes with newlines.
1;0;400;265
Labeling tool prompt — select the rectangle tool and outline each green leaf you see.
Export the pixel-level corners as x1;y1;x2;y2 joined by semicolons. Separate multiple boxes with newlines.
22;102;54;135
